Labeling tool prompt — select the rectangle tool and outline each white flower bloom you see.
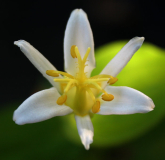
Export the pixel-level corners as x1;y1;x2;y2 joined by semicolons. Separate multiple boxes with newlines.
13;9;155;150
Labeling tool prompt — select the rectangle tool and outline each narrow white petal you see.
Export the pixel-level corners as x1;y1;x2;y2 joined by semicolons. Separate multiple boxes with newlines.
14;40;62;92
75;115;94;150
100;37;144;77
64;9;95;77
98;86;155;115
13;88;73;125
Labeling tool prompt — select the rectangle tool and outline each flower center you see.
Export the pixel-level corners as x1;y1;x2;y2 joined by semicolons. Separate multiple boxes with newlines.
46;46;118;116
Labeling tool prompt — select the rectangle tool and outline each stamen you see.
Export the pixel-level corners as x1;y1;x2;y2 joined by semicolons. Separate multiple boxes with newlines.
47;70;74;79
70;45;77;58
90;74;118;85
84;80;106;94
102;93;114;101
89;74;110;79
54;79;71;82
92;100;100;113
90;78;110;82
57;95;67;105
90;74;118;84
75;46;82;62
46;70;59;77
82;47;91;63
64;79;77;93
46;45;117;116
108;77;118;85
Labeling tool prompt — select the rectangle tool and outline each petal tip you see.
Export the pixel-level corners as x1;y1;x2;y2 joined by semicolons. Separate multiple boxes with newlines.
81;130;93;150
14;40;26;47
84;144;90;150
14;116;26;125
130;36;145;49
13;110;17;120
73;8;84;13
71;8;86;17
82;138;93;150
150;99;155;110
139;37;145;43
13;110;25;125
14;41;19;46
15;120;25;125
132;36;145;43
143;98;155;113
13;115;16;122
75;115;94;150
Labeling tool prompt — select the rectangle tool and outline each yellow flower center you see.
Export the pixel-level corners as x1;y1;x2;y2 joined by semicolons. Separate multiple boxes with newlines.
46;46;118;116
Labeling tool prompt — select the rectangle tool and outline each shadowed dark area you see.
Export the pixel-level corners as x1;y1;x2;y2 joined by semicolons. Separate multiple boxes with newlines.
1;0;165;105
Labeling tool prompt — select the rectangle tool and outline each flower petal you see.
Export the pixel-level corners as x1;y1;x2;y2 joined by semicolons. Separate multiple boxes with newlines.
75;115;94;150
100;37;144;77
98;86;155;115
14;40;62;92
13;88;73;125
64;9;95;77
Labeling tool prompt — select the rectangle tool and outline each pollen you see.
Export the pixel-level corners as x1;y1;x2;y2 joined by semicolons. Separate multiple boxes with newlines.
108;77;118;85
57;95;67;105
102;93;114;101
70;45;77;58
92;100;100;113
46;70;59;77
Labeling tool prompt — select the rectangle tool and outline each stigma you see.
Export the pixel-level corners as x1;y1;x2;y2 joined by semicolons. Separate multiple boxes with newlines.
46;46;118;116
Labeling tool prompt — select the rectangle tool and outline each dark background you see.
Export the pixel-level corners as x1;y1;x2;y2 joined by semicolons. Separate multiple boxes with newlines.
1;0;165;106
1;0;165;160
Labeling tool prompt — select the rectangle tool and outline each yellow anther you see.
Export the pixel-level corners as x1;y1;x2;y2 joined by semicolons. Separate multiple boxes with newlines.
57;95;67;105
46;70;59;77
92;101;100;113
108;76;118;85
47;70;74;79
102;93;114;101
70;45;77;58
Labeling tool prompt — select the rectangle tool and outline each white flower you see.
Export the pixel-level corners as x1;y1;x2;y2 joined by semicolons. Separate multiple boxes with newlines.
13;9;155;150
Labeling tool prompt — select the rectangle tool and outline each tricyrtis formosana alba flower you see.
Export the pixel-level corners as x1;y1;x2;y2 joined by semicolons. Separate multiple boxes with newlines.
13;9;155;150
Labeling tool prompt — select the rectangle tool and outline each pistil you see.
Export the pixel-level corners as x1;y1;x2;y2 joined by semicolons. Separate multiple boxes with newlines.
46;45;118;116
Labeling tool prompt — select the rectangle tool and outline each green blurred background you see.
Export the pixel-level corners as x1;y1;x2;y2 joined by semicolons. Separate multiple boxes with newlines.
1;41;165;160
1;0;165;159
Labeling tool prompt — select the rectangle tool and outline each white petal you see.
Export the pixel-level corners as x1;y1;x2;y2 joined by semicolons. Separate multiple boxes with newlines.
14;40;62;92
100;37;144;77
98;86;155;115
64;9;95;77
75;115;94;150
13;88;73;125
